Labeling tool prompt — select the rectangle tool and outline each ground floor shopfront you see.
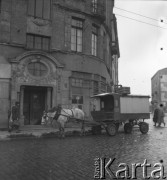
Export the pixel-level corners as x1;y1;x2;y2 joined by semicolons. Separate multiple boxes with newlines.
0;51;113;128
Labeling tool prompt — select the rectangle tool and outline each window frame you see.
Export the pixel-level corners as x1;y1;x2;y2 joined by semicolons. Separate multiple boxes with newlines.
92;0;98;13
72;95;83;105
91;24;98;56
101;76;106;92
93;80;99;95
71;78;90;89
71;17;83;53
27;61;48;77
28;0;51;20
26;34;50;51
71;78;83;87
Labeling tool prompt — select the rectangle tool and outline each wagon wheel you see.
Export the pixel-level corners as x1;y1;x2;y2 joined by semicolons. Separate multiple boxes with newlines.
106;123;117;136
124;123;133;134
139;122;149;134
92;125;102;135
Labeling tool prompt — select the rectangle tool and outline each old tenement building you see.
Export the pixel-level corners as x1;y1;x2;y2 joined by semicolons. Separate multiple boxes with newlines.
0;0;119;128
151;68;167;112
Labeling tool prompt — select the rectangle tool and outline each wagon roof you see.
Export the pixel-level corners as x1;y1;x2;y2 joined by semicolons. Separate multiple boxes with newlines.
91;93;119;98
91;93;150;98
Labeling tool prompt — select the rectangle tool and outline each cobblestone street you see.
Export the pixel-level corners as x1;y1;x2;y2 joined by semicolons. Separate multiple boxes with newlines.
0;118;167;180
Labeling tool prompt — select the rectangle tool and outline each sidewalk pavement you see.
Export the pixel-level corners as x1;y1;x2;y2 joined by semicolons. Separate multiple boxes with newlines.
0;114;161;141
0;126;93;141
0;123;125;141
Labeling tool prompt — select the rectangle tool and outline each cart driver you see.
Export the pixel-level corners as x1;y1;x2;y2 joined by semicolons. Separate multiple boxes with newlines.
53;104;62;120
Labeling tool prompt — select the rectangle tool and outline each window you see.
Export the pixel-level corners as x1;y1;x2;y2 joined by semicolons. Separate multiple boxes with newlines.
83;80;90;88
93;81;99;95
71;72;91;89
71;78;90;88
72;78;83;87
72;71;91;79
103;32;106;61
92;25;98;56
101;76;106;92
27;34;50;51
28;62;48;77
93;74;100;94
28;0;51;20
92;0;97;13
71;18;83;52
72;95;83;104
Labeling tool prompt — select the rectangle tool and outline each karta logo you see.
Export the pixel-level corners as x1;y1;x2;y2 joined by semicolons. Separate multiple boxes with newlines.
94;158;166;179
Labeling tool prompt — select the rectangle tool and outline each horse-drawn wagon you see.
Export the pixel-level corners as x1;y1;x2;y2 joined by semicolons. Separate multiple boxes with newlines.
90;93;150;136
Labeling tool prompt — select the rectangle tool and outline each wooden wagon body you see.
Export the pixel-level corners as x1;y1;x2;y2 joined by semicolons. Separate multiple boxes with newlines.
90;93;150;136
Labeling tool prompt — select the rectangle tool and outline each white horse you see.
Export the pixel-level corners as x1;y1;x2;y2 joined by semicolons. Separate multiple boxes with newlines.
41;108;85;138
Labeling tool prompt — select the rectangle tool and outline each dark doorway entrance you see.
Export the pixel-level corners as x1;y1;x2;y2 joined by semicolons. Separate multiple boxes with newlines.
23;86;47;125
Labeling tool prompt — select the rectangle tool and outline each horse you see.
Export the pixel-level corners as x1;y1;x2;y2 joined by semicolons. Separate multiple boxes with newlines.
41;107;85;138
41;111;54;126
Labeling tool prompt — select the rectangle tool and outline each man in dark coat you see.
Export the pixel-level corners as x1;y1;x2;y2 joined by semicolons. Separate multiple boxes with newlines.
9;102;20;132
153;103;159;126
53;104;62;121
158;104;165;127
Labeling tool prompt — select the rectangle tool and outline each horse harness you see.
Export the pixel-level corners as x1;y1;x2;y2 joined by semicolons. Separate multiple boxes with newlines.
53;108;74;121
61;109;74;120
61;109;82;123
53;106;62;120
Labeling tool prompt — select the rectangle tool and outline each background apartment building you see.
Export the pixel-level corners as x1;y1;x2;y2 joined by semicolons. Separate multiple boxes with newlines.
0;0;120;128
151;68;167;112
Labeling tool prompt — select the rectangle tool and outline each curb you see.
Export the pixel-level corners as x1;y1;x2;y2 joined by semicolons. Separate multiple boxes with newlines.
0;129;93;141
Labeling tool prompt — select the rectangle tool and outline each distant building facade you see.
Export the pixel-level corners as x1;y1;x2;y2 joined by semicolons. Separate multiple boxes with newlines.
0;0;119;128
151;68;167;111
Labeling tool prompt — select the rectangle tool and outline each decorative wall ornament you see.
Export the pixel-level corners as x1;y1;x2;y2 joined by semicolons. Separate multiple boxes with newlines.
11;53;59;87
32;18;50;27
27;17;52;37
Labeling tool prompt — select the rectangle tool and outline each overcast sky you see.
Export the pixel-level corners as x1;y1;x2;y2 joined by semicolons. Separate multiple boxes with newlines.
113;0;167;96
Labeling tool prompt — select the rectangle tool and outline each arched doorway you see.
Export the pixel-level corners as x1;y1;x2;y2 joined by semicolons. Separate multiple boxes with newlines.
10;51;64;126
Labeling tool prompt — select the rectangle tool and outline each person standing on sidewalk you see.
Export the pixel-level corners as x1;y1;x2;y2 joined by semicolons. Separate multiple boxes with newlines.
158;104;165;127
9;102;20;132
153;103;159;127
53;104;62;121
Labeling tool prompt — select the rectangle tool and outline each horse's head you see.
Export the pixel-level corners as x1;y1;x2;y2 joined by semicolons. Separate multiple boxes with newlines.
41;110;55;125
41;111;48;125
42;111;48;118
